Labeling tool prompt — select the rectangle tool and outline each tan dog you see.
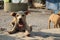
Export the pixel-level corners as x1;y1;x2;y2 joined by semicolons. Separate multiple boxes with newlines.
33;3;45;8
48;11;60;29
8;11;32;36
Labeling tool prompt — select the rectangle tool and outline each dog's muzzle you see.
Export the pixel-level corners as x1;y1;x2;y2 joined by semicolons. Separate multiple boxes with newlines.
18;18;24;28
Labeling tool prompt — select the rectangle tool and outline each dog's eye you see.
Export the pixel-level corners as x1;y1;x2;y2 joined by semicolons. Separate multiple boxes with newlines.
22;15;25;17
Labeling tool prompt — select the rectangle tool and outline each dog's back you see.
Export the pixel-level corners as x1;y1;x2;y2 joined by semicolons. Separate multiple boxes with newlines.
49;14;60;23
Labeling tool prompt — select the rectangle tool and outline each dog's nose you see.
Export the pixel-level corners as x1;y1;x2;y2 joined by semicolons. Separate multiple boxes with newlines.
19;18;22;20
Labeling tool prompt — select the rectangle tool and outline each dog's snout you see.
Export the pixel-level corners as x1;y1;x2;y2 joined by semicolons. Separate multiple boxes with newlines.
19;18;22;20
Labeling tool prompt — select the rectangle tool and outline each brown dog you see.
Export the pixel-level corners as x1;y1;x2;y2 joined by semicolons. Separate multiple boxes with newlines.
8;11;32;36
48;11;60;29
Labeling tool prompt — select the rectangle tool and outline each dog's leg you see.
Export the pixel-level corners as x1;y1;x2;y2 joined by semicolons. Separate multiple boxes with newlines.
10;20;15;27
8;24;19;34
29;25;32;32
24;30;30;37
54;24;57;28
48;20;51;29
57;24;59;28
58;24;60;28
56;24;58;28
8;27;18;34
24;25;32;37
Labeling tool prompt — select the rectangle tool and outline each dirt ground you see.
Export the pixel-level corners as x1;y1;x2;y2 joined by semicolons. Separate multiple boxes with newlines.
0;9;60;40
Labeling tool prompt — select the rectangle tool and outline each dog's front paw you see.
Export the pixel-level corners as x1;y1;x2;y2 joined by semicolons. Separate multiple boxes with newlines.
26;34;30;37
24;30;31;37
8;31;13;34
8;30;16;34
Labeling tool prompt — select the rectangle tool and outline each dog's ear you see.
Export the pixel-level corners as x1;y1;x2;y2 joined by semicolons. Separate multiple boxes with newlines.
25;11;30;15
10;12;17;17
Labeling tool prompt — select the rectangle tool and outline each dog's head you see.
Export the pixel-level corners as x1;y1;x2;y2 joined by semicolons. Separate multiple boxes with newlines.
10;11;30;27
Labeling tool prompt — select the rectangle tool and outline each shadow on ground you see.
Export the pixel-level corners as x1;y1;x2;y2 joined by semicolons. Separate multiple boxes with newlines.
0;30;60;40
54;38;60;40
0;35;15;40
31;31;60;38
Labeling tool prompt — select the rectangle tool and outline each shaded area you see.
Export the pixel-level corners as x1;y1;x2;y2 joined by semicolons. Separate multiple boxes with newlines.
0;35;15;40
30;31;60;38
54;37;60;40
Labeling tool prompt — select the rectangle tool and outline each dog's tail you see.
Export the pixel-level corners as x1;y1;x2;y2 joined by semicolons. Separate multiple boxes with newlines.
48;19;51;29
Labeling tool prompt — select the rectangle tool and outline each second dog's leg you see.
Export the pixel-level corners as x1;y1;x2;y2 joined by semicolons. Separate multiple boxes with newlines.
48;20;51;29
54;24;57;28
59;24;60;28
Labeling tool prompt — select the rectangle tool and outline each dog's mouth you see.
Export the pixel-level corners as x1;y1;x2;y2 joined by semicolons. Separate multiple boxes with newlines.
18;20;24;28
